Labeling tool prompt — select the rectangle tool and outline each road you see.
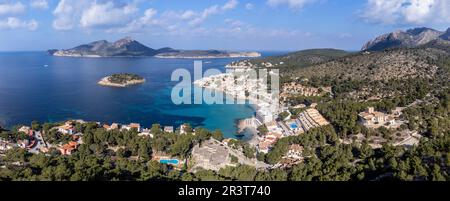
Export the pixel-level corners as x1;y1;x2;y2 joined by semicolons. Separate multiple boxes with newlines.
28;131;47;154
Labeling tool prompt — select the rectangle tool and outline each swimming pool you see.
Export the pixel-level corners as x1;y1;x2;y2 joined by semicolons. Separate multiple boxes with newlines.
290;123;298;129
159;159;180;165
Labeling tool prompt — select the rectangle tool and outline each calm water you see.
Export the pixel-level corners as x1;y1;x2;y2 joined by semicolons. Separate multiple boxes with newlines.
0;51;284;138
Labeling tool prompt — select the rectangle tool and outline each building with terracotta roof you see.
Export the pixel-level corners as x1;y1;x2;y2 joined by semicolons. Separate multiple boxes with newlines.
359;107;396;128
59;141;79;155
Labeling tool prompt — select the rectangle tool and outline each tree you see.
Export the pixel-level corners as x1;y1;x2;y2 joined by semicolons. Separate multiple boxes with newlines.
257;125;268;136
151;124;162;135
431;164;446;181
230;155;238;164
278;111;290;121
243;145;256;159
31;120;42;131
270;169;288;181
212;129;224;141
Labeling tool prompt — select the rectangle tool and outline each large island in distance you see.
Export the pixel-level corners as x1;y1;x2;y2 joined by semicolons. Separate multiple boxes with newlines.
48;37;261;59
155;50;261;59
98;73;146;88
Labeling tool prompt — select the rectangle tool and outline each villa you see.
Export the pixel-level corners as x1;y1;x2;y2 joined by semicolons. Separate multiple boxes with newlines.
285;144;303;159
59;141;79;155
359;107;397;128
257;132;282;153
130;123;141;132
121;123;141;132
104;123;120;130
164;126;174;133
56;122;76;135
0;140;13;151
138;129;154;138
18;126;31;134
180;124;188;135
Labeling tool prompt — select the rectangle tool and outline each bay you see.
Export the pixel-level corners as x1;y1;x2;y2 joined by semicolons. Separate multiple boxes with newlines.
0;51;284;138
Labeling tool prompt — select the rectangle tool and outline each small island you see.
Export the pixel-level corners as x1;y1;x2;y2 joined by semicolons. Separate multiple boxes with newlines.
98;73;146;87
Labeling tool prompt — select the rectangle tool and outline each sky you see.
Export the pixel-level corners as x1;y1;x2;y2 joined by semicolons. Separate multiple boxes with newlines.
0;0;449;51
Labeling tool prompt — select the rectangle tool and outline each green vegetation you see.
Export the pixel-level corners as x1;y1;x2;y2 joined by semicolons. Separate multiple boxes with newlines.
108;73;144;84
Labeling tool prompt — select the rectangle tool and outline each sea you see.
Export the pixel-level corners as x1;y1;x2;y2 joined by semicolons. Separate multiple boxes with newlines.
0;51;285;138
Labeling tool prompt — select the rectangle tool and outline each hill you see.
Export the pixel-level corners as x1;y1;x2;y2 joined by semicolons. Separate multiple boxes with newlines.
226;48;350;72
50;37;169;57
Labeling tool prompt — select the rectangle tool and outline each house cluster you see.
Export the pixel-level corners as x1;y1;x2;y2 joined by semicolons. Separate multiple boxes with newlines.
274;144;304;169
17;126;38;149
281;82;332;100
103;122;190;138
194;70;281;124
257;108;329;153
50;121;85;155
358;107;403;129
226;60;284;69
342;130;422;149
103;122;141;132
0;127;36;152
0;139;14;152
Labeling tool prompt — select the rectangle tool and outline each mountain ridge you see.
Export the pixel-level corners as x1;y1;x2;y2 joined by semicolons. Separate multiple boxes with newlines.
362;27;449;51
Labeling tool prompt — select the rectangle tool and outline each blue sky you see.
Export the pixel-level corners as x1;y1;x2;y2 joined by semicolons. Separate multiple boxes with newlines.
0;0;449;51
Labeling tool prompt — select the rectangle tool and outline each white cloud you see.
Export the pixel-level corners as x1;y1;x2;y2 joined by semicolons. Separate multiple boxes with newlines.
137;0;239;29
245;3;254;10
31;0;49;10
360;0;450;25
80;2;138;29
52;0;138;31
267;0;315;9
116;8;159;33
225;18;244;27
181;10;196;20
222;0;239;11
188;0;239;26
0;2;26;15
52;0;90;30
0;17;38;30
52;0;240;35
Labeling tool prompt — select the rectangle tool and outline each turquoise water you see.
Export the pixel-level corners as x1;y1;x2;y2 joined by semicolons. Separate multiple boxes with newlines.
160;159;179;165
0;51;285;138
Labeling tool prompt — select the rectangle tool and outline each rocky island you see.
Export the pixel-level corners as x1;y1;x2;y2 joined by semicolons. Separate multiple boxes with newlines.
48;37;261;58
49;37;176;57
98;73;146;87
